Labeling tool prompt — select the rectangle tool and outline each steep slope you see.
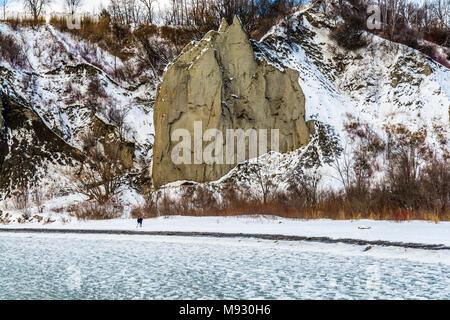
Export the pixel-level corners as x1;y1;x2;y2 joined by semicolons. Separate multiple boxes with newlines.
255;0;449;138
0;0;448;208
0;23;156;198
0;90;83;193
157;0;449;198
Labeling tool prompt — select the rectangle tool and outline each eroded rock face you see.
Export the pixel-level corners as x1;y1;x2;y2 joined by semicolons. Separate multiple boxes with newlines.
153;17;310;188
0;94;83;196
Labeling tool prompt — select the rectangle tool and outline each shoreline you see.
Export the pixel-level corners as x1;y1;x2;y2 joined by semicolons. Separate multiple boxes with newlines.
1;228;449;251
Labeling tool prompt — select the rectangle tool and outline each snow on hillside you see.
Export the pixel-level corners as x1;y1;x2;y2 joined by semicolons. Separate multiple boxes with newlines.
0;1;449;214
156;2;449;199
259;3;449;141
0;22;155;168
209;1;450;193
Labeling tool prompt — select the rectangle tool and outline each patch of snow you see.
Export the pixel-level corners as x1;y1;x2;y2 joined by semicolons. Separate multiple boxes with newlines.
1;215;449;247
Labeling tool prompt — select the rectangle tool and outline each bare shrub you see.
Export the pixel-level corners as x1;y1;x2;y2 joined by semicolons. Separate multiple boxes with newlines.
330;14;367;50
140;122;448;222
49;15;69;32
71;130;131;205
134;35;176;77
392;24;420;49
10;185;31;212
0;211;12;224
419;45;435;57
0;31;28;68
344;115;384;198
424;28;450;47
419;155;450;215
106;106;129;142
33;188;45;214
247;161;279;205
288;168;322;207
182;184;220;215
131;205;157;219
383;125;430;210
143;180;449;221
219;182;252;208
85;77;107;114
155;190;183;216
144;184;219;217
72;200;123;220
87;77;107;99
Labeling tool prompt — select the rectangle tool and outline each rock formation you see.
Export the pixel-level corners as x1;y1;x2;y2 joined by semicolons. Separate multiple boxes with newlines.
0;94;83;195
153;16;311;188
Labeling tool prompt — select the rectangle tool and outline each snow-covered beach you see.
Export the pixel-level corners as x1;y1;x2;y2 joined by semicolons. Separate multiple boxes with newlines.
1;216;449;264
1;215;449;246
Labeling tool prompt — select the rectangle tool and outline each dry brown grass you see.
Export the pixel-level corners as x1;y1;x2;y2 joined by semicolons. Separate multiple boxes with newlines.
132;184;449;222
4;16;45;29
132;198;449;222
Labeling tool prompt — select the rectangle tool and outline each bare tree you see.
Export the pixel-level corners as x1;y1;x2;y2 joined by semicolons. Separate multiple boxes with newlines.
331;143;354;194
139;0;155;24
10;184;31;216
384;125;430;210
134;35;174;76
106;106;130;142
432;0;449;29
24;0;51;20
249;158;279;205
64;0;82;15
33;187;45;214
288;167;322;206
109;0;144;26
72;131;131;205
0;0;9;20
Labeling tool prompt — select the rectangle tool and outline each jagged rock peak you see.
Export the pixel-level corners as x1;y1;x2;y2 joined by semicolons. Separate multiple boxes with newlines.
218;18;228;32
217;15;246;34
152;15;311;188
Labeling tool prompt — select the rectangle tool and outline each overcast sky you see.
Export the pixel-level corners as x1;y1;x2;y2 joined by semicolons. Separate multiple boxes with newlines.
5;0;170;16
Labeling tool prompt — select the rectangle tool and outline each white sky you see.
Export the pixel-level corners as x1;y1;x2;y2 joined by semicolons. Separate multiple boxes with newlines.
4;0;170;16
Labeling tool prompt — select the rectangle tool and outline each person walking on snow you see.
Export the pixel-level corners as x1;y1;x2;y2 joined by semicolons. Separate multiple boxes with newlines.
136;217;143;228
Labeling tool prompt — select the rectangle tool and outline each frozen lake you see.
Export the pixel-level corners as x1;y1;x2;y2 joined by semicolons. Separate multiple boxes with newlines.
0;233;449;300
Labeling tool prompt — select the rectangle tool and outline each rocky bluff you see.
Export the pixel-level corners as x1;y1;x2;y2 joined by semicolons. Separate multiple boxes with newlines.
153;16;311;188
